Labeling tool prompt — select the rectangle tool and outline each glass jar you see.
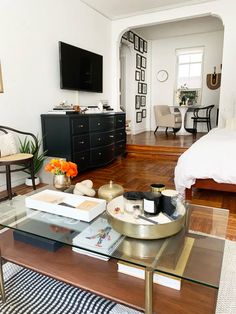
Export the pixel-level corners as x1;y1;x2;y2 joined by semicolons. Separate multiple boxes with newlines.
143;192;161;216
123;191;144;214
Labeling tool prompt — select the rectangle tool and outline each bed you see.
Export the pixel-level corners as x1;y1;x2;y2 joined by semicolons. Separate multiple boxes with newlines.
174;127;236;199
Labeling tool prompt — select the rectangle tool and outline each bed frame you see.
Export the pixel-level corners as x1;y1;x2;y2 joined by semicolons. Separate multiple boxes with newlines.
185;179;236;200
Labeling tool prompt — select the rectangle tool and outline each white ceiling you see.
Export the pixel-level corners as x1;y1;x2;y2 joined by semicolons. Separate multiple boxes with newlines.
81;0;215;20
135;16;223;40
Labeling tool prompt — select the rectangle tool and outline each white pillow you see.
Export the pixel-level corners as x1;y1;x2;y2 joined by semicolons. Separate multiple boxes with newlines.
0;133;18;157
225;118;236;130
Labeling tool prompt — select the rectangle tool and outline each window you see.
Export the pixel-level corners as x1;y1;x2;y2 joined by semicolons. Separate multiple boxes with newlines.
176;48;203;89
175;47;204;105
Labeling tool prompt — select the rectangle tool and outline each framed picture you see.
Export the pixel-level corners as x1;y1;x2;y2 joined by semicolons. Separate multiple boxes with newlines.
141;70;145;81
135;95;141;109
141;56;146;69
139;38;144;53
135;70;141;81
122;32;128;40
138;82;142;94
141;96;146;107
128;31;134;43
136;54;141;69
142;83;147;94
134;34;139;51
142;109;146;118
136;111;142;123
143;40;148;53
0;62;3;93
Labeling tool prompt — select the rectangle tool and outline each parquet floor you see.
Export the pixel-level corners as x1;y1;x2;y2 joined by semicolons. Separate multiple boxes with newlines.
1;131;235;314
5;132;236;241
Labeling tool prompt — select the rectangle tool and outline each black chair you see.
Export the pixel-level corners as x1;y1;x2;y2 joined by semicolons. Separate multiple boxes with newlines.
0;126;38;201
191;105;215;132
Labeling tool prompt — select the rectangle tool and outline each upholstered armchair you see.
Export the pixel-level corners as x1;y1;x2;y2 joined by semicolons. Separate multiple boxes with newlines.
154;105;182;135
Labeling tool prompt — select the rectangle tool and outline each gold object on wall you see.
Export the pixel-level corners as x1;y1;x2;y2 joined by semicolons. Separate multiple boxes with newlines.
207;66;221;90
0;62;3;93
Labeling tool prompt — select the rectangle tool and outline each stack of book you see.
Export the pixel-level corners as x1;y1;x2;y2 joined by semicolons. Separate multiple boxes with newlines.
72;217;124;261
117;236;194;290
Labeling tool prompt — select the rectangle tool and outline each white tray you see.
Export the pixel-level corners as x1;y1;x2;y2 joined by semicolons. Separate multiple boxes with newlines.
25;189;106;222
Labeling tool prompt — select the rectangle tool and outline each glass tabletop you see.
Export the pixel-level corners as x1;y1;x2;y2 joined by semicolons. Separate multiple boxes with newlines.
0;187;229;289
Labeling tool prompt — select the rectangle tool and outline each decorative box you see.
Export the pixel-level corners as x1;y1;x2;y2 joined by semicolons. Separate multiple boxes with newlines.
25;189;106;222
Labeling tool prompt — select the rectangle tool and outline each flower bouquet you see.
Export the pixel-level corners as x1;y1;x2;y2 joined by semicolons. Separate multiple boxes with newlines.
45;159;78;190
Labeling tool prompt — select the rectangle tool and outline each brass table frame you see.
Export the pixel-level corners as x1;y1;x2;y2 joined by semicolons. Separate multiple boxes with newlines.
0;250;6;303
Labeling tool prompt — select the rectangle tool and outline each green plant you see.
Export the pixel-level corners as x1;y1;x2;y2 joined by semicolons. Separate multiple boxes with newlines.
19;136;47;175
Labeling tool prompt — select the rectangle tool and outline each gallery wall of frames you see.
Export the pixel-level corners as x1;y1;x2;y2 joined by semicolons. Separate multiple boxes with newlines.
122;31;148;124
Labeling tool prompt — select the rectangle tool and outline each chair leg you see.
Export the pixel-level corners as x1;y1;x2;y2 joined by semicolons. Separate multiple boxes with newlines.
165;127;168;135
0;254;6;303
29;160;36;190
208;119;212;131
6;165;13;200
154;126;158;134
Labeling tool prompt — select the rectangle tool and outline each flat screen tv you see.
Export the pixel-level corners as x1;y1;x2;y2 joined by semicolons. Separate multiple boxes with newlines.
59;41;103;93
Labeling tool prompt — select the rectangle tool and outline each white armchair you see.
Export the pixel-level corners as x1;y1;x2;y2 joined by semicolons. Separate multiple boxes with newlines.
154;105;181;135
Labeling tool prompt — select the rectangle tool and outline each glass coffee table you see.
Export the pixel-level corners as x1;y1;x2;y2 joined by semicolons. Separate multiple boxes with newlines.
0;188;229;314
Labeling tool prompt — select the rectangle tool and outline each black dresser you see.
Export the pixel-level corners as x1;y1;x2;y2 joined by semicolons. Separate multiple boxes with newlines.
41;112;126;171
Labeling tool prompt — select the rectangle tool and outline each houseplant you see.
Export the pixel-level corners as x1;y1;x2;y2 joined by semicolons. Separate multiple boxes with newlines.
19;136;47;186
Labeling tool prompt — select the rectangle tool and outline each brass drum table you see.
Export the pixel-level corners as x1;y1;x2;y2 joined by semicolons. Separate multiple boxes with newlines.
0;187;229;314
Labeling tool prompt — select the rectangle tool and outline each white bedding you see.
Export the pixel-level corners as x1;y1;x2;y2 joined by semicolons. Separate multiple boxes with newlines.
174;128;236;195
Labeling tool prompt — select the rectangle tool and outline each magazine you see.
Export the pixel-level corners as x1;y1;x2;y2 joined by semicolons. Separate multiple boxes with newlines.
72;217;123;255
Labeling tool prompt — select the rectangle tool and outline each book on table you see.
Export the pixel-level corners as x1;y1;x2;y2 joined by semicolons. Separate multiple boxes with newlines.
117;236;194;290
72;217;124;261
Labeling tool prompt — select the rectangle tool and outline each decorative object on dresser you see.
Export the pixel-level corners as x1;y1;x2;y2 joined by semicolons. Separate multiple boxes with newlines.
41;112;126;172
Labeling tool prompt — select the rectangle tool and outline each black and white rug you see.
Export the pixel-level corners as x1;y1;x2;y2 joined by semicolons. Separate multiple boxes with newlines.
0;263;142;314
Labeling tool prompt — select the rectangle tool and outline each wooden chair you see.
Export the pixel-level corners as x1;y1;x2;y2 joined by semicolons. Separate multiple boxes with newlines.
0;126;38;201
191;105;215;132
154;105;181;135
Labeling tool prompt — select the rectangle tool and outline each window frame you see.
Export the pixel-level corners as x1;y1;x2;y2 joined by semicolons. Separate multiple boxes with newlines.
175;47;204;106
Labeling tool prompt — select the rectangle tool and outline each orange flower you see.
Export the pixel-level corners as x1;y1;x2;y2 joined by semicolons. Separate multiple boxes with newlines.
45;159;78;177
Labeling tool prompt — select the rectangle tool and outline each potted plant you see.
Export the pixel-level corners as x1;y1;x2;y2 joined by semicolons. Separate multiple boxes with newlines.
19;136;47;186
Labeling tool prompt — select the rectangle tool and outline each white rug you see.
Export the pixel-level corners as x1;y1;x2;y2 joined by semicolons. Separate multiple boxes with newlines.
215;239;236;314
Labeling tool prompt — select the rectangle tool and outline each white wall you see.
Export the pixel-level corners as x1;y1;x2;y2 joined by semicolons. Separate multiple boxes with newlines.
0;0;111;189
120;36;151;135
151;30;224;131
111;0;236;128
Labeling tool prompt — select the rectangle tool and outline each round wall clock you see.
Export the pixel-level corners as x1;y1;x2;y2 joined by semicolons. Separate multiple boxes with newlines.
157;70;169;82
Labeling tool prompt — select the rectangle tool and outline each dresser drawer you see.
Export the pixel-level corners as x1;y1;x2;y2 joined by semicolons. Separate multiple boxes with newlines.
115;140;126;156
90;144;115;166
90;116;115;132
115;129;126;142
72;134;90;152
71;117;89;134
115;114;125;128
90;131;115;147
73;151;90;171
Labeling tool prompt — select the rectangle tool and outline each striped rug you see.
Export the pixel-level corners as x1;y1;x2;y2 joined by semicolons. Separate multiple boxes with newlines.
0;262;142;314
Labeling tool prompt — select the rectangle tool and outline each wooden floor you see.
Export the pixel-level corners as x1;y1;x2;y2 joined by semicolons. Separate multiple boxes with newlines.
1;131;235;314
127;131;205;148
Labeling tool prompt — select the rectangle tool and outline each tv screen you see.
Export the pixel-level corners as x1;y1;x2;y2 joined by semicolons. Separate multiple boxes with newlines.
59;41;103;93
